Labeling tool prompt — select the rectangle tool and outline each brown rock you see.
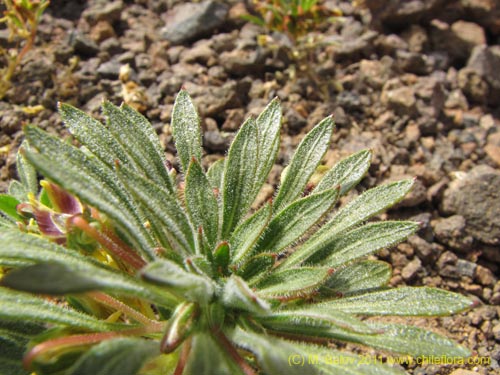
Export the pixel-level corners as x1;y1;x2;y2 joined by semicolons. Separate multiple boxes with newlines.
433;215;474;251
382;86;417;116
402;257;422;281
441;166;500;245
450;20;487;59
359;59;392;89
485;132;500;166
90;20;116;43
475;265;497;287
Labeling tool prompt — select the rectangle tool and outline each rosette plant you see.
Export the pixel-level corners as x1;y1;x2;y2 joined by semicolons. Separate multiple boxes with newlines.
0;90;473;375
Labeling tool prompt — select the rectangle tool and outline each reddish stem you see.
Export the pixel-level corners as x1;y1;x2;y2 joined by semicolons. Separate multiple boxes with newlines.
88;291;163;330
24;327;147;370
70;216;146;270
211;328;256;375
173;339;192;375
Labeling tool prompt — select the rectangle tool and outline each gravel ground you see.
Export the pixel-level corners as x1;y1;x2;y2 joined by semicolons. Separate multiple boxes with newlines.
0;1;499;374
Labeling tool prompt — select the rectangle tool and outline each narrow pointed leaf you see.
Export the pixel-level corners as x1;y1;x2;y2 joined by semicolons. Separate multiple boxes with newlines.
221;117;258;238
141;260;215;304
119;166;194;254
282;179;414;268
319;287;474;316
254;187;339;255
255;267;333;299
309;221;419;267
23;125;156;260
171;90;202;172
321;260;392;296
8;180;26;202
206;157;225;191
326;179;415;233
257;307;377;335
0;321;46;375
1;262;107;294
213;241;230;272
16;141;38;197
185;333;241;375
273;116;334;212
354;322;471;358
0;287;112;331
222;275;270;315
230;202;272;265
102;102;174;191
235;253;275;281
230;327;320;375
59;103;133;171
68;338;159;375
252;98;282;198
0;230;177;307
121;103;173;187
186;255;214;278
315;149;372;196
185;158;218;248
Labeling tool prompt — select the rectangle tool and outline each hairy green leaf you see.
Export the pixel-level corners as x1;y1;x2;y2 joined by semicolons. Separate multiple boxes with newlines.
0;287;112;331
319;287;474;316
257;306;377;335
321;260;392;296
310;221;419;267
23;125;156;260
230;327;320;375
0;320;46;375
171;90;202;173
252;98;281;198
102;102;174;191
273;116;334;212
222;275;270;315
185;158;218;249
59;103;133;171
206;158;225;191
254;187;339;255
355;322;471;358
255;267;333;299
16;141;38;197
120;103;173;186
119;166;194;255
221;117;258;238
315;149;372;196
324;179;415;236
213;241;230;273
68;338;159;375
235;253;275;281
1;262;106;294
229;202;272;265
141;260;215;304
185;333;241;375
282;179;414;268
0;230;177;307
